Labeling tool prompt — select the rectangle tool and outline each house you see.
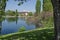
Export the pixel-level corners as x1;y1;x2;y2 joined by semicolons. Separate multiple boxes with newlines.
18;12;29;16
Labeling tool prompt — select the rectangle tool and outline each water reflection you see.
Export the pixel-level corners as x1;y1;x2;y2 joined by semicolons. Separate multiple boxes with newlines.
0;16;42;35
6;17;18;24
0;21;2;35
0;17;5;35
26;17;42;28
6;17;18;22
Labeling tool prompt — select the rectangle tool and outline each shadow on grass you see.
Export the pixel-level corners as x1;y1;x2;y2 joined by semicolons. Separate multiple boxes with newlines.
0;27;54;40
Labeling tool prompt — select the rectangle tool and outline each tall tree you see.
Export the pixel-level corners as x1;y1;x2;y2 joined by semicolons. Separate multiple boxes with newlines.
35;0;41;16
43;0;53;12
16;9;18;16
51;0;60;40
0;0;8;16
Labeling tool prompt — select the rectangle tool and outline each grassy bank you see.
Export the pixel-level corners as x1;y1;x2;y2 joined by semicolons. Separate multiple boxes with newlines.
0;27;54;40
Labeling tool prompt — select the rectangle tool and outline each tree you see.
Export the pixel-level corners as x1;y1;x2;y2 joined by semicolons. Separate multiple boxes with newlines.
43;0;53;12
15;9;18;16
0;0;7;11
6;10;16;16
28;12;33;16
0;0;8;16
51;0;60;40
35;0;41;16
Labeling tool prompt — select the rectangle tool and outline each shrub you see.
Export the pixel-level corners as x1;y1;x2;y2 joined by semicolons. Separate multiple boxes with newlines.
19;26;26;32
28;12;33;16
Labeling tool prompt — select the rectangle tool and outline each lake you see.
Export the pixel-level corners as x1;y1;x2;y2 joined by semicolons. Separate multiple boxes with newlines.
0;16;42;35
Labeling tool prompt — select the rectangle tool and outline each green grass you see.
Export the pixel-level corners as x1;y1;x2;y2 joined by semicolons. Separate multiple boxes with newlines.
0;27;54;40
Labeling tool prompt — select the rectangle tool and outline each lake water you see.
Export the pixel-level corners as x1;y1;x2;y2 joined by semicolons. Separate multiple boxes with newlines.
0;17;42;35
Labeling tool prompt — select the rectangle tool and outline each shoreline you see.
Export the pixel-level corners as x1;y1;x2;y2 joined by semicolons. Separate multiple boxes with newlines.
2;16;34;18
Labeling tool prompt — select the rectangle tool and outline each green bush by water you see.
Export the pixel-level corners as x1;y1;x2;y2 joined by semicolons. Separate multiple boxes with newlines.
19;26;26;32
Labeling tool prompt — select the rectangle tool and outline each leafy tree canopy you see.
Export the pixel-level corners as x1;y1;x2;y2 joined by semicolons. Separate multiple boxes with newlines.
43;0;53;12
35;0;41;16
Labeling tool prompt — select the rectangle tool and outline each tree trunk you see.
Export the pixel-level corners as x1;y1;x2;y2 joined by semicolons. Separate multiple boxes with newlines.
51;0;60;40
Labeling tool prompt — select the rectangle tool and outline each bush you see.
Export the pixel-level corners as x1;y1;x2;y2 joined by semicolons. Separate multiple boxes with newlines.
19;26;26;32
28;12;33;16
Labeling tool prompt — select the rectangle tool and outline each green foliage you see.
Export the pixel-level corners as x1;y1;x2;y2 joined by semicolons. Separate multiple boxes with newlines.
6;10;16;16
0;0;7;11
0;27;54;40
43;0;53;12
41;15;54;27
0;17;5;22
6;10;19;16
28;12;33;16
36;0;41;15
15;0;27;6
18;2;24;6
0;10;5;16
15;9;18;16
7;17;17;22
19;26;26;32
0;0;8;16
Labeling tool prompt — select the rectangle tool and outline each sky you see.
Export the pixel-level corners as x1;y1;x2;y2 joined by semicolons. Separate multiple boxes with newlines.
5;0;43;12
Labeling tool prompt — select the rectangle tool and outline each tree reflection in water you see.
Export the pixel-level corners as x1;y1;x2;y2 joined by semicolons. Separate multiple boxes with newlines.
6;17;18;22
0;21;2;35
26;17;43;28
5;16;43;28
16;16;18;24
0;17;5;35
